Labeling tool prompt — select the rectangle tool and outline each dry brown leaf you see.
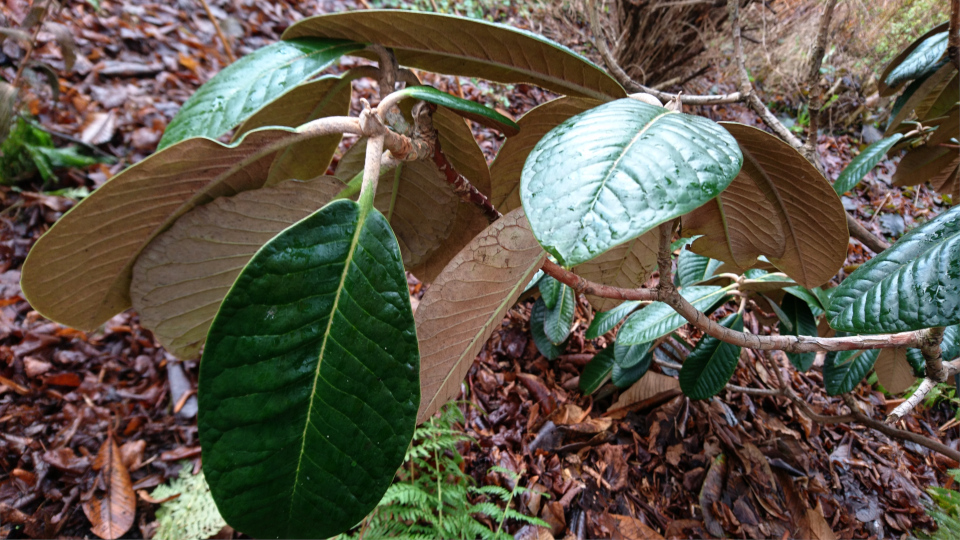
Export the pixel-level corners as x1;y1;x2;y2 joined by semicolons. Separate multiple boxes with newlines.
605;513;665;540
699;454;727;539
489;97;600;213
805;502;837;540
612;372;680;410
82;436;135;540
574;230;658;311
80;111;116;145
684;123;848;288
21;129;295;330
875;347;916;395
130;176;343;358
234;73;355;184
416;208;546;422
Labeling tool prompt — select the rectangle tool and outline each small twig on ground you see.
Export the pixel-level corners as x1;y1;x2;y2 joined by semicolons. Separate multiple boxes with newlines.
11;0;50;89
198;0;236;64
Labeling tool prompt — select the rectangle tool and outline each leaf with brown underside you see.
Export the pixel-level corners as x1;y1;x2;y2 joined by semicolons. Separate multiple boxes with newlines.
884;63;957;137
490;97;601;213
878;22;949;97
573;231;658;311
612;372;680;410
684;123;848;288
416;208;546;423
282;11;625;101
894;144;960;191
83;436;135;540
336;107;492;280
234;73;356;185
336;138;459;268
20;129;296;330
875;347;916;395
130;176;344;359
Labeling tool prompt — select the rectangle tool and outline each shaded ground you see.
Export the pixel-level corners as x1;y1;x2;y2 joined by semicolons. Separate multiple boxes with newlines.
0;0;956;538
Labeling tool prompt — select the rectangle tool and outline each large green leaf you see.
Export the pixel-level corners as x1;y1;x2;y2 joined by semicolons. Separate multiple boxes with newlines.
585;300;642;339
388;86;519;136
827;205;960;333
544;282;576;345
20;128;300;330
159;38;363;149
946;325;960;362
617;286;730;346
783;285;825;318
520;99;742;267
531;298;564;360
676;243;722;287
824;348;879;395
612;352;651;389
833;134;904;195
580;347;615;395
879;22;948;96
198;199;419;539
679;313;743;400
780;294;818;371
282;11;624;101
884;31;949;89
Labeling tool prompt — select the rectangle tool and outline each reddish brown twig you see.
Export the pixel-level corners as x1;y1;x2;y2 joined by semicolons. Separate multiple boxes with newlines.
198;0;236;64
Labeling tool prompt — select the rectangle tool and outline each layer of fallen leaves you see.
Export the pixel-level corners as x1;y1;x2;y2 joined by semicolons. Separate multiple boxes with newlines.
0;0;957;539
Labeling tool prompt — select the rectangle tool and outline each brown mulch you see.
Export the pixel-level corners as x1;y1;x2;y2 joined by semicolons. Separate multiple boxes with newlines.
0;0;956;538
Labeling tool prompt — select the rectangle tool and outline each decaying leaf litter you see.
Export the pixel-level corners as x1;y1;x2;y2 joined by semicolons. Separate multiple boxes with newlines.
0;0;956;538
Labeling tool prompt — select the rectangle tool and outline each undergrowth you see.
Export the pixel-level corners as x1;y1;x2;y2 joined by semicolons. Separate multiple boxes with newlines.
335;403;549;540
0;116;105;186
922;469;960;539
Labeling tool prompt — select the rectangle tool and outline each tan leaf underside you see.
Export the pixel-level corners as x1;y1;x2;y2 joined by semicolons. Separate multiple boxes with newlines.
130;176;344;359
874;347;916;395
685;123;848;288
416;208;546;423
573;230;658;311
613;371;680;410
20;129;292;330
489;96;601;213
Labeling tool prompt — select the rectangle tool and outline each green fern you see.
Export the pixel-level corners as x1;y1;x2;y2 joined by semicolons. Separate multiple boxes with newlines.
334;403;549;540
150;464;227;540
920;469;960;539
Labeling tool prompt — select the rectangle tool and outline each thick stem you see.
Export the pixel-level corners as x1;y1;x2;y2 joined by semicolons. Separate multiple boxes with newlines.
359;133;385;211
370;44;399;99
846;213;890;253
542;260;659;301
800;0;838;163
922;326;948;383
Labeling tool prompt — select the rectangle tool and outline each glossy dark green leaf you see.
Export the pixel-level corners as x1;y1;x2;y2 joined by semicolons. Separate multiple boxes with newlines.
198;199;419;539
945;325;960;362
539;275;562;310
585;300;642;339
884;31;949;89
679;313;743;400
390;86;519;136
828;205;960;333
544;283;576;345
824;348;879;395
906;348;926;376
520;99;742;267
783;286;825;318
618;286;730;346
531;298;564;360
781;294;819;371
282;11;624;101
879;23;949;96
614;339;652;370
612;351;652;389
159;38;363;149
677;245;722;287
580;347;614;394
833;134;904;195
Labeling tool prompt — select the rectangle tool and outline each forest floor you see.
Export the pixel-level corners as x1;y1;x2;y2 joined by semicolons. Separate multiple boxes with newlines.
0;0;957;538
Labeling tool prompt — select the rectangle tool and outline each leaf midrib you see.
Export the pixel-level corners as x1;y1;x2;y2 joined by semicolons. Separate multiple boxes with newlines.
286;204;365;533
